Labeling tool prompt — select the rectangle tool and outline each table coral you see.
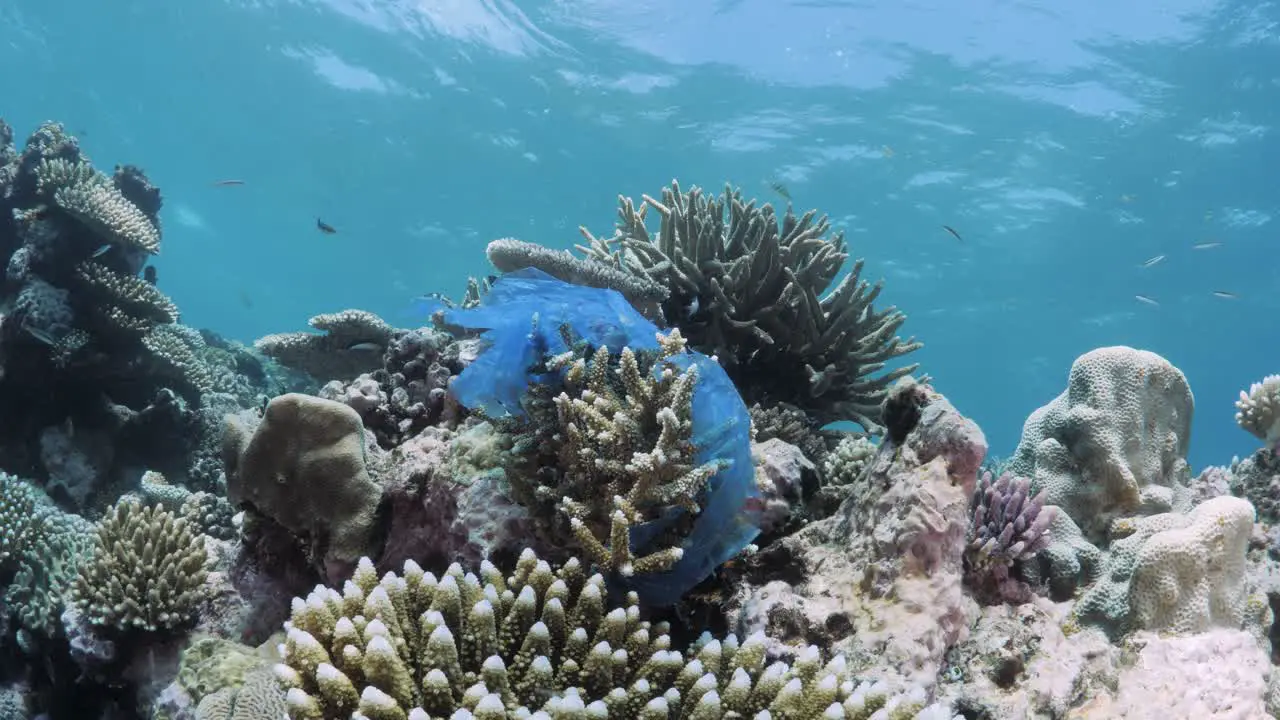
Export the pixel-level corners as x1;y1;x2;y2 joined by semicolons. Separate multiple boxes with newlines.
255;309;401;382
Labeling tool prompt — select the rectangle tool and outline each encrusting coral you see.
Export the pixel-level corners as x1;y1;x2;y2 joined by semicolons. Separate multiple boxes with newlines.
573;180;922;432
71;497;209;633
275;547;925;720
505;328;719;579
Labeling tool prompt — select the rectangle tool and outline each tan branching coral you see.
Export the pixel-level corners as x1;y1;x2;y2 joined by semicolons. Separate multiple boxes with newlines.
72;498;209;633
576;181;921;432
34;157;161;254
274;549;872;720
508;329;721;577
256;309;400;381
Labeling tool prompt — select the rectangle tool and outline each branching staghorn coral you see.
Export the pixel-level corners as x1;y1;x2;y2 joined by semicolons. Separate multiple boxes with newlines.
506;328;722;578
576;180;921;432
71;498;209;633
256;309;401;381
1236;374;1280;448
273;548;890;720
34;157;161;254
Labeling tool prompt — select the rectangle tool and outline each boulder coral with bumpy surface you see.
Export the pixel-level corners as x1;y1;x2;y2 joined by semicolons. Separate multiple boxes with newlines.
1073;495;1257;639
223;394;385;580
1009;347;1195;539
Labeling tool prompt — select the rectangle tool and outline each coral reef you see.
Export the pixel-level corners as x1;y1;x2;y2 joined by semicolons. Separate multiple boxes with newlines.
0;121;267;514
1008;346;1194;598
725;380;985;698
0;116;1276;720
257;309;403;382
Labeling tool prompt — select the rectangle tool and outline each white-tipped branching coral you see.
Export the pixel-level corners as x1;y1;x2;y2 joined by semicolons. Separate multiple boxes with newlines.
273;548;947;720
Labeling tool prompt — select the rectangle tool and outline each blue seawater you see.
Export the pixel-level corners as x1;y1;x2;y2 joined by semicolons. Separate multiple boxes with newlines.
445;268;760;605
4;0;1276;495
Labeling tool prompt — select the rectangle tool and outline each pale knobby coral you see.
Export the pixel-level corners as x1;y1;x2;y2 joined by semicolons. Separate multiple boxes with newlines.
274;548;917;720
575;181;921;432
72;498;209;633
1235;374;1280;448
508;329;719;577
822;435;877;487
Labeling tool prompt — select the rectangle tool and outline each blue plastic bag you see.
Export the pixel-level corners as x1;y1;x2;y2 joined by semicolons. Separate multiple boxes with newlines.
443;268;760;605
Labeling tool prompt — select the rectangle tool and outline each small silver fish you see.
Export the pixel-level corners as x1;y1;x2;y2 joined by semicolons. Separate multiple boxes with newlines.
1212;290;1238;299
1192;242;1222;250
91;244;112;258
346;341;383;352
1134;294;1160;307
1141;254;1165;268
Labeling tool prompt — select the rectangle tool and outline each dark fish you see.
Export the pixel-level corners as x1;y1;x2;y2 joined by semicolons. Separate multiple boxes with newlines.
316;218;337;234
1212;290;1238;299
213;179;245;187
143;266;157;285
942;224;963;242
768;181;792;202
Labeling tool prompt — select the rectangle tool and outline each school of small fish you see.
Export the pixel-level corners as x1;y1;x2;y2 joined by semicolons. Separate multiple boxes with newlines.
1133;240;1236;308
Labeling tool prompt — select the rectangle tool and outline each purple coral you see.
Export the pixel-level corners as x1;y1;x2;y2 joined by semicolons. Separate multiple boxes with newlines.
969;470;1055;567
